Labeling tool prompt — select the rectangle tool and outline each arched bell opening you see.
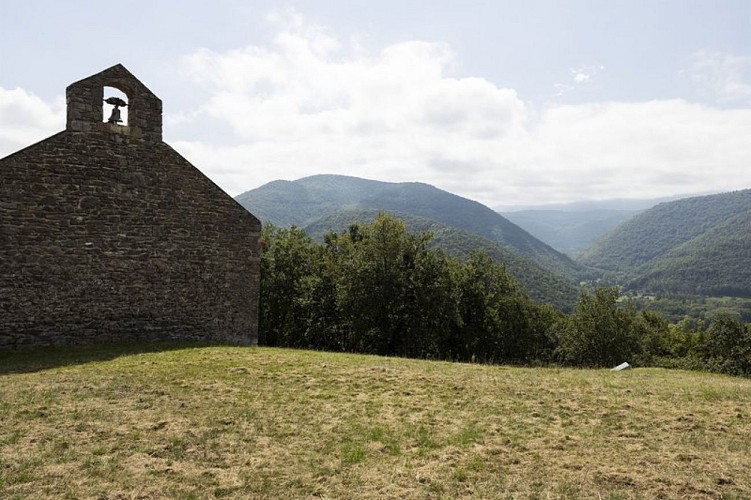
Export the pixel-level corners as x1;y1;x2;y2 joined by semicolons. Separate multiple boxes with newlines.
103;86;129;125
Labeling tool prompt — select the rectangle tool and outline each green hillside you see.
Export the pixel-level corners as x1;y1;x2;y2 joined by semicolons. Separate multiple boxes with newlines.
578;189;751;272
305;208;578;310
236;175;584;280
235;176;378;227
627;209;751;297
577;189;751;298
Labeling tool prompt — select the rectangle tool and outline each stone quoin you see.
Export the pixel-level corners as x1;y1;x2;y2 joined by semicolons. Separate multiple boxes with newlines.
0;64;261;349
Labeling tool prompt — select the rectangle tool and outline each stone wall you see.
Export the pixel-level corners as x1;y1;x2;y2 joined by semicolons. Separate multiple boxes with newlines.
0;65;261;349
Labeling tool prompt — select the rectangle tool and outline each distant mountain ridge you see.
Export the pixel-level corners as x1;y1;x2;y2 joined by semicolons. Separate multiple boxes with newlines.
235;175;586;309
577;189;751;297
495;194;698;213
236;175;583;277
499;195;709;256
502;209;640;256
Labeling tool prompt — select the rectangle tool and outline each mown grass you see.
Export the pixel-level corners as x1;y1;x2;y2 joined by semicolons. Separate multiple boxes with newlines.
1;344;750;498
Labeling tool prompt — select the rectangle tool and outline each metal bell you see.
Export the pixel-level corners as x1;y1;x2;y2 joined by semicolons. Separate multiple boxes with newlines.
107;107;122;124
104;97;127;124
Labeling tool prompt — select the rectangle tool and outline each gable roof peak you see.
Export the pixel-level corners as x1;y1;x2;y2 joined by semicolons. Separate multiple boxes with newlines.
66;64;162;141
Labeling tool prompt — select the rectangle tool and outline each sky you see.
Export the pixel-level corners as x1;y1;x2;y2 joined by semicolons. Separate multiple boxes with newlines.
1;1;751;209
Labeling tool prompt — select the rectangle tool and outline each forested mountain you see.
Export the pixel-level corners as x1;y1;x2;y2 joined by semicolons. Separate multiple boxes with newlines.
577;189;751;297
305;208;578;310
627;209;751;297
502;209;640;256
236;175;585;281
236;176;376;228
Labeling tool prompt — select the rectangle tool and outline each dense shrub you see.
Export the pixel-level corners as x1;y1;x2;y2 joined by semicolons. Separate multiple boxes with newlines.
260;215;556;364
259;214;751;377
552;287;644;367
701;314;751;376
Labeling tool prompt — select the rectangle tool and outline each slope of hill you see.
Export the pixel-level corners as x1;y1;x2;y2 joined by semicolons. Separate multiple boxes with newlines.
502;209;640;256
235;176;377;227
305;208;578;310
236;175;585;281
627;209;751;297
577;189;751;297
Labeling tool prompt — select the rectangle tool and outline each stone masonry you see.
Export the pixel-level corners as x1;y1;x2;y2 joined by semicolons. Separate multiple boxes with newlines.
0;64;261;349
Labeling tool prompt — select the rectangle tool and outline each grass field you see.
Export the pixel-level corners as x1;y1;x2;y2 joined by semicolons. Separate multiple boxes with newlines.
1;344;750;499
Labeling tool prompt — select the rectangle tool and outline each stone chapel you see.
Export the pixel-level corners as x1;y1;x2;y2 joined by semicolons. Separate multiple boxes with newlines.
0;64;261;349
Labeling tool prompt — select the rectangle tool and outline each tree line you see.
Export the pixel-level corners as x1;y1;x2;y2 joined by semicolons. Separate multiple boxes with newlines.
260;214;751;377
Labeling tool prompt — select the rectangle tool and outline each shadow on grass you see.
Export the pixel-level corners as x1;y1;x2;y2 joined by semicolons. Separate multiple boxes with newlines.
0;341;215;375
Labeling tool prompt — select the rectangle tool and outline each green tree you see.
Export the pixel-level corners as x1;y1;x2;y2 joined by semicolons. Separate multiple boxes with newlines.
637;310;671;363
701;313;751;376
259;224;326;347
398;246;461;359
554;287;644;367
324;214;459;357
454;251;553;363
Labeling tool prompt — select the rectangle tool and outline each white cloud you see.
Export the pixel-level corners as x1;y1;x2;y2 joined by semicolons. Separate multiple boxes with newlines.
688;50;751;105
573;65;604;84
553;65;604;97
175;16;751;207
518;100;751;203
3;14;751;210
0;87;64;155
553;83;574;97
572;72;591;84
177;13;531;202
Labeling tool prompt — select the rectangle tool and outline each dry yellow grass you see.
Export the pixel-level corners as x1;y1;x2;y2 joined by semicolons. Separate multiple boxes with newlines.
1;344;750;498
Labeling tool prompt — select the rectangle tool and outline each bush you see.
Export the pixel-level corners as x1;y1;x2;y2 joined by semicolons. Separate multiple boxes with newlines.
553;287;644;367
701;313;751;376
